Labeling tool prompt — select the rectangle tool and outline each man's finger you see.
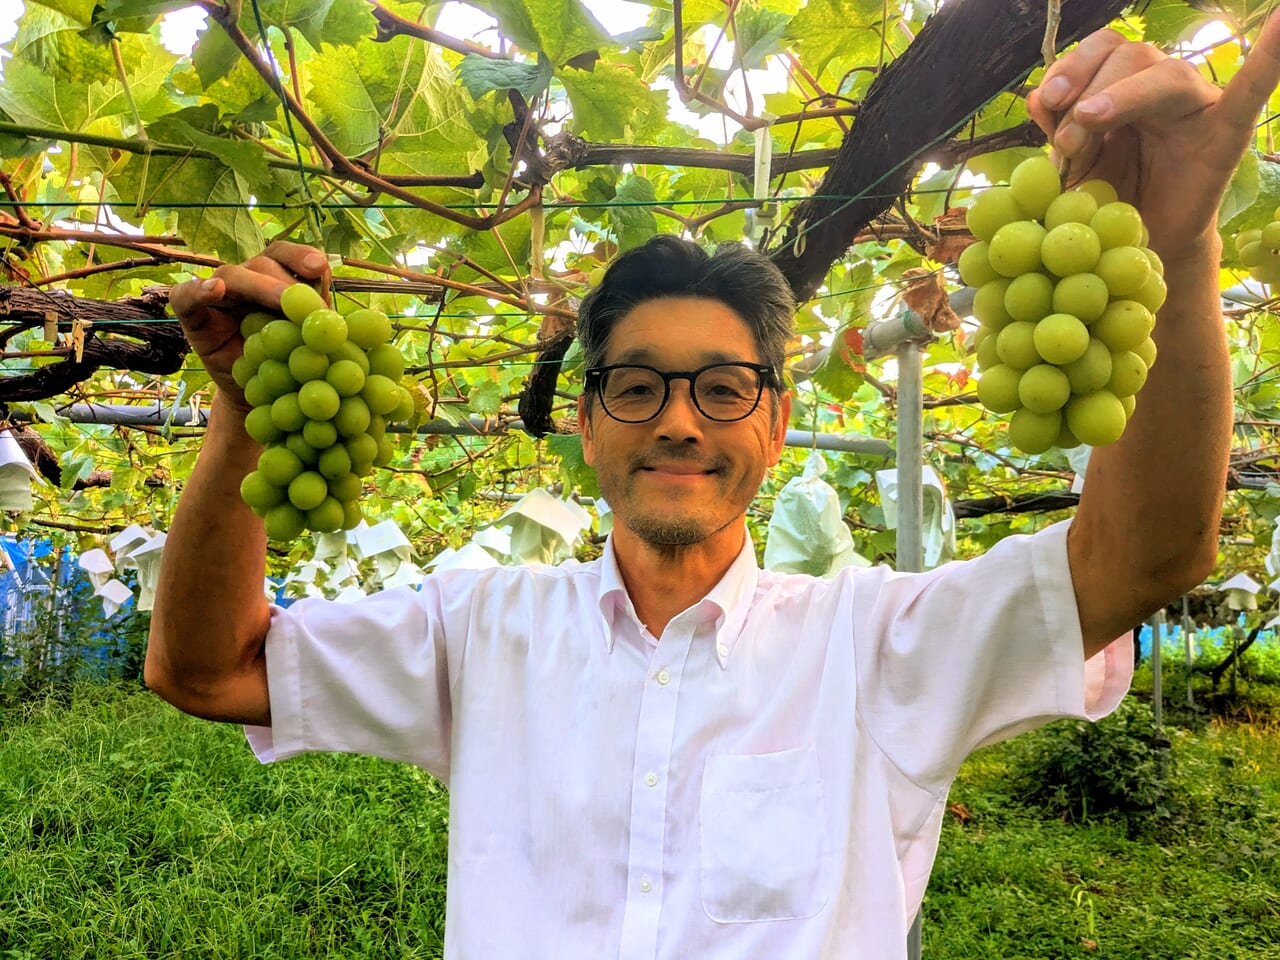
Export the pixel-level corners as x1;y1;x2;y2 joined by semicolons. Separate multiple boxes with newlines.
168;277;223;328
261;240;331;280
1219;13;1280;130
1035;28;1128;113
1058;58;1217;147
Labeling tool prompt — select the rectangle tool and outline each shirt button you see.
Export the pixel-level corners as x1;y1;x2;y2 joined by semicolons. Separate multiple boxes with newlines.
656;669;670;685
645;772;658;787
640;877;652;893
717;643;728;657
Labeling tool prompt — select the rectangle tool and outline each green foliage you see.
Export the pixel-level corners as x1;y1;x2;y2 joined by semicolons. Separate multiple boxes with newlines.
1007;698;1169;824
2;685;1279;956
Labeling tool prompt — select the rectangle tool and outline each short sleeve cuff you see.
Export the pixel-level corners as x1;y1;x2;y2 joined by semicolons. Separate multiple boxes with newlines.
243;603;306;763
1032;519;1133;722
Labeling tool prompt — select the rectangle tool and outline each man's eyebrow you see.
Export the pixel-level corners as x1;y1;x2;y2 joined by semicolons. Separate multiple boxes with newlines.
609;347;755;366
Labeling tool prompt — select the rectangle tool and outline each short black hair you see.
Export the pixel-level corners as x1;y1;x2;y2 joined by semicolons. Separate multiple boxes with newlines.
576;236;795;388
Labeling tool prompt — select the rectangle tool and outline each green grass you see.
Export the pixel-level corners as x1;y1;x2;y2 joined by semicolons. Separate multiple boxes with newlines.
0;683;449;959
2;683;1280;958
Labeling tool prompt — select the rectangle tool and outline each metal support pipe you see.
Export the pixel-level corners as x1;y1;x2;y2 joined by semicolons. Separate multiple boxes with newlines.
896;339;925;960
1182;596;1195;709
11;403;893;456
895;343;925;574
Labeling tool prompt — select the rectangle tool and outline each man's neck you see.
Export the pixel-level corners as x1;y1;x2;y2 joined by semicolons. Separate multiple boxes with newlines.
610;521;747;639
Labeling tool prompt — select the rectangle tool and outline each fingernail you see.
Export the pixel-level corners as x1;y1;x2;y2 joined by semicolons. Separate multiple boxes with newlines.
1040;75;1072;109
1056;122;1086;155
303;253;327;271
201;278;219;291
1075;94;1112;119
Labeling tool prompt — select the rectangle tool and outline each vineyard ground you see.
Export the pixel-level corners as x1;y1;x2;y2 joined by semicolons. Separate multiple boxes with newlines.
0;682;1277;959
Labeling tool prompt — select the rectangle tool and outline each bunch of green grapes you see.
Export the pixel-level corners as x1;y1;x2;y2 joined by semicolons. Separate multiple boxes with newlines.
1233;211;1280;283
231;284;416;542
960;154;1164;456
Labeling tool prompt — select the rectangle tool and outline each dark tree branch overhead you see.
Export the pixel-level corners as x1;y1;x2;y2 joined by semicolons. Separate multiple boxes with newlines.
768;0;1130;301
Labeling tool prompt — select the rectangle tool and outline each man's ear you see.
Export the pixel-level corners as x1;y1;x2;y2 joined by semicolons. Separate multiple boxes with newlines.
579;394;596;466
768;391;792;467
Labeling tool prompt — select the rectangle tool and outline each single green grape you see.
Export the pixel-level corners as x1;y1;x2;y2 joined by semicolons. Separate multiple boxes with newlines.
264;503;307;542
1095;246;1151;297
318;443;353;480
1107;351;1149;398
1092;301;1153;352
345;308;394;349
1066;390;1127;446
1009;155;1061;220
1089;202;1143;250
987;220;1047;277
1062;338;1113;394
1075;179;1119;207
240;311;275;339
301;309;348;354
334;396;372;438
240;470;286;511
302;419;338;450
306;497;346;534
244;405;284;445
280;283;327;325
326;359;367;397
361;374;402;416
973;278;1015;329
1008;408;1062;455
270;392;307;433
1043;190;1098;231
328;472;363;502
976;364;1022;413
288;345;330;383
995;321;1040;370
1017;364;1071;413
967;186;1024;242
258;445;304;487
366;344;405;380
298;380;341;421
1051;273;1108;324
287;470;328;511
1003;272;1054;323
958;241;998;287
1041;223;1101;277
257;359;299;399
1032;313;1089;365
285;431;320;467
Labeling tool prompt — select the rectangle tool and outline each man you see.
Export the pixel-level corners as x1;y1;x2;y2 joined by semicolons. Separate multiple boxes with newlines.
147;24;1280;959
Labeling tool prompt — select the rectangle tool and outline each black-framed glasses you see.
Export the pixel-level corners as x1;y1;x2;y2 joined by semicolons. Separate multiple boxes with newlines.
584;362;775;424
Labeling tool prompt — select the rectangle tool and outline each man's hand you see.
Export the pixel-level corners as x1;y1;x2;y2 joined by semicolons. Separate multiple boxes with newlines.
1027;18;1280;260
168;241;332;411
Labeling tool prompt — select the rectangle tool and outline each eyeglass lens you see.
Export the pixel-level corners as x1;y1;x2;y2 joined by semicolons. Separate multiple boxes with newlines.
599;365;763;422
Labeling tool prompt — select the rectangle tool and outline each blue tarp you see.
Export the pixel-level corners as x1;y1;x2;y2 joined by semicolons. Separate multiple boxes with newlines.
1;536;143;680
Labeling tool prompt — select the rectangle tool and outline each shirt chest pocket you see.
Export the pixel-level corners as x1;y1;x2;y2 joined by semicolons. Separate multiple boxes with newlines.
699;746;831;923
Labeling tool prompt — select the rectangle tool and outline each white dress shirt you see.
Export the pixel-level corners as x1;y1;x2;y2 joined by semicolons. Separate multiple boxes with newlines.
246;518;1131;959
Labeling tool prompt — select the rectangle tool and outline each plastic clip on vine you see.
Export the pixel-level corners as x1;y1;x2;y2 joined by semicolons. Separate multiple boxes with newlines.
233;284;417;542
962;154;1164;455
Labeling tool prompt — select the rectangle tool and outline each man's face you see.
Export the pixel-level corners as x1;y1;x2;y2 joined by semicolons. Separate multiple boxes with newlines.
579;297;791;549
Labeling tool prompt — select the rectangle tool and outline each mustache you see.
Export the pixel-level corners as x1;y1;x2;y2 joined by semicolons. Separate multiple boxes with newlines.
630;447;727;472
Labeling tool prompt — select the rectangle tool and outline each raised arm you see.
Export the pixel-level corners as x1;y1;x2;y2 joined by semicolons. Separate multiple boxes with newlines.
144;242;331;725
1026;21;1280;658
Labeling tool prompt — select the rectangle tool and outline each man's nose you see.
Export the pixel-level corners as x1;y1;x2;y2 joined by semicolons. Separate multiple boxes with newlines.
654;380;704;442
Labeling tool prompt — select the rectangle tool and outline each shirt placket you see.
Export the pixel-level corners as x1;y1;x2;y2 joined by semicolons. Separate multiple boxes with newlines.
617;617;698;960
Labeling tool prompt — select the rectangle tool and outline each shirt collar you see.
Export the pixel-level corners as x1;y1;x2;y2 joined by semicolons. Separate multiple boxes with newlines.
596;528;761;669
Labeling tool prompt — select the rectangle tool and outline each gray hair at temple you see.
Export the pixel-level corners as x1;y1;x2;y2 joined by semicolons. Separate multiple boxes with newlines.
575;236;796;400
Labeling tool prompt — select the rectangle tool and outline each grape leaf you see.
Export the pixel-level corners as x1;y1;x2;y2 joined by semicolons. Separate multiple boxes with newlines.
472;0;609;66
456;54;553;100
609;175;658;251
546;433;600;499
192;22;241;89
1220;150;1261;229
560;61;668;141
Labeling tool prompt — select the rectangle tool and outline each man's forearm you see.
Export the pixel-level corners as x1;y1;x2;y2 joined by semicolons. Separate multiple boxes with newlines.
1070;235;1231;650
145;393;272;717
